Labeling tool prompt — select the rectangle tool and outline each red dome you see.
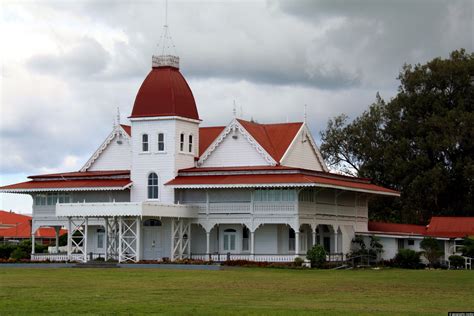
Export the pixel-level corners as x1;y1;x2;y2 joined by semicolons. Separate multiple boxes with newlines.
131;66;199;120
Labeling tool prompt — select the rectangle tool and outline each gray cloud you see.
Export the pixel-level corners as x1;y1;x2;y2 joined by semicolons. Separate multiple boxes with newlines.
27;37;110;77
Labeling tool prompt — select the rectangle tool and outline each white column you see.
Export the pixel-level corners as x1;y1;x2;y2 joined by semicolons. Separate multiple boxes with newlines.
295;230;300;257
136;216;142;261
311;224;317;247
67;217;72;261
250;231;255;260
170;219;175;261
206;231;210;258
333;229;338;253
54;227;60;253
104;218;109;261
31;233;36;254
187;222;192;258
83;217;88;262
118;217;123;263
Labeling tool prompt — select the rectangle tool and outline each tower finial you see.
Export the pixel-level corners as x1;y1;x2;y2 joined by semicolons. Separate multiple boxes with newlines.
116;107;121;126
304;104;307;124
152;0;179;68
233;100;237;118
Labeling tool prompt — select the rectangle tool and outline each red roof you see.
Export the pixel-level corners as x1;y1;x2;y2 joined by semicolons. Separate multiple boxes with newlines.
0;211;66;239
120;120;303;163
0;179;132;191
237;119;303;162
368;222;426;236
130;66;199;120
120;124;131;136
166;173;399;195
28;170;130;179
426;217;474;238
199;126;225;156
0;210;30;226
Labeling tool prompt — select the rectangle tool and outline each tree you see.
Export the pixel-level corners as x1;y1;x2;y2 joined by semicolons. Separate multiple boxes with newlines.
320;49;474;223
420;237;444;267
461;237;474;257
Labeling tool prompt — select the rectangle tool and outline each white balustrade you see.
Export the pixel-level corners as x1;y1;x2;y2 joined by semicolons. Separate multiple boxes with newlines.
208;202;251;214
253;202;295;214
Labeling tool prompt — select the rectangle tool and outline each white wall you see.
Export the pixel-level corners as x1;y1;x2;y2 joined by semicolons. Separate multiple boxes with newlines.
88;134;132;171
130;118;198;204
201;128;270;167
281;126;324;171
255;225;278;254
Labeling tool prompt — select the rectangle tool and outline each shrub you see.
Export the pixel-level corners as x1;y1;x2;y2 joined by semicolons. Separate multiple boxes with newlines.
420;237;443;267
394;249;421;269
0;244;16;259
10;248;29;261
306;245;326;268
293;257;304;267
461;237;474;257
449;255;465;269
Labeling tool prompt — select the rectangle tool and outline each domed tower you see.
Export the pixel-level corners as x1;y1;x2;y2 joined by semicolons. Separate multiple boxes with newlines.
130;51;200;203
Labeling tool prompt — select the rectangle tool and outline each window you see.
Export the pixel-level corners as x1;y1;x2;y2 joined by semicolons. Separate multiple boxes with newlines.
407;239;415;246
223;229;237;252
143;219;162;226
35;193;71;206
157;133;165;152
180;133;185;151
142;134;149;152
188;134;193;153
97;228;105;249
397;239;405;250
242;227;250;251
147;173;159;199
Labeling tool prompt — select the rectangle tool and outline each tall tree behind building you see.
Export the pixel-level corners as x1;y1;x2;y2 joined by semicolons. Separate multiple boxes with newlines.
320;49;474;224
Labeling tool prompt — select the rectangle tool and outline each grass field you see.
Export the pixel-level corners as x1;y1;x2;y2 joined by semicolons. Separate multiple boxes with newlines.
0;267;473;315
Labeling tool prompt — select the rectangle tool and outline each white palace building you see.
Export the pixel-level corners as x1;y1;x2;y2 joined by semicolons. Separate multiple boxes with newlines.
0;50;401;263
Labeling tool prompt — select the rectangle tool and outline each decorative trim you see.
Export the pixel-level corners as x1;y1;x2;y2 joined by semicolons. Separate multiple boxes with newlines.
81;125;131;172
0;183;133;193
198;119;277;166
129;116;201;124
168;182;399;196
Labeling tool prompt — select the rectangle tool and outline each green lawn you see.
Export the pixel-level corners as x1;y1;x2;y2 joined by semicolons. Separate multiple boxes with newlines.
0;267;473;315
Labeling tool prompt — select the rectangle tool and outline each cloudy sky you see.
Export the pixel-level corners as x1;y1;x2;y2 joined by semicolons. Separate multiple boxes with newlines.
0;0;472;213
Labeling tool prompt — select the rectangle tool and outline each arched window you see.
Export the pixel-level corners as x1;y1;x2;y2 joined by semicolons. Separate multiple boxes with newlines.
143;219;162;227
157;133;165;152
188;134;193;153
147;173;158;199
179;133;185;151
142;134;149;152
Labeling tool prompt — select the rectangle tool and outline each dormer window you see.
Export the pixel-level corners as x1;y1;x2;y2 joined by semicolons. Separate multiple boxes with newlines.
158;133;165;152
180;133;185;152
142;134;149;152
188;134;193;153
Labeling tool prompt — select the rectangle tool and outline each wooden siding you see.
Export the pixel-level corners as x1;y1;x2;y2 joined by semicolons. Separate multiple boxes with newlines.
201;128;270;167
281;126;324;171
88;134;132;171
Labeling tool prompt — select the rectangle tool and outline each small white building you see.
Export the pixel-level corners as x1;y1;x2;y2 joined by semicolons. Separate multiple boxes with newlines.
0;51;401;263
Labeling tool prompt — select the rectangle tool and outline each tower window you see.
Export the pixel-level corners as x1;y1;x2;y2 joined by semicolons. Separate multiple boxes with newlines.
188;134;193;153
142;134;149;152
147;172;159;199
180;133;185;151
158;133;165;152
